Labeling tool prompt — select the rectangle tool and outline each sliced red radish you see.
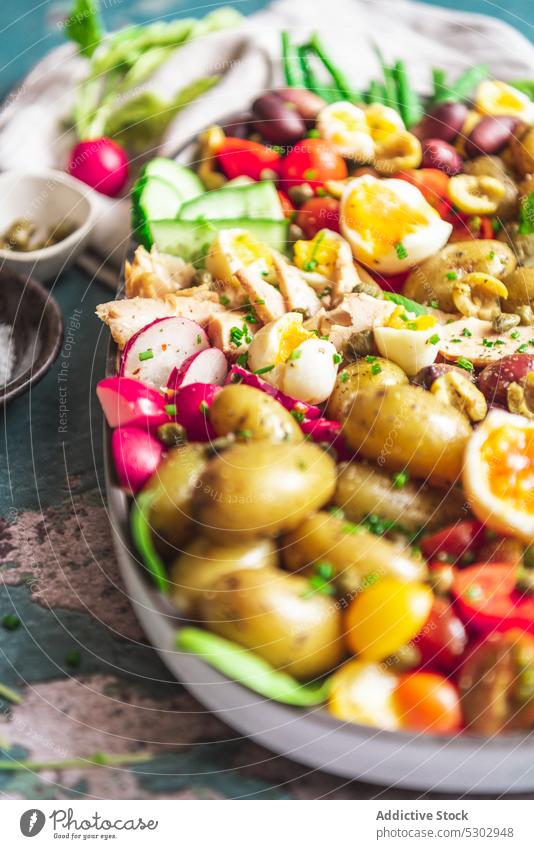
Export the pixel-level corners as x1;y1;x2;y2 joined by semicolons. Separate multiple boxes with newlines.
174;382;221;441
97;377;170;430
226;364;321;419
112;426;163;494
300;417;350;459
168;348;228;392
120;316;209;390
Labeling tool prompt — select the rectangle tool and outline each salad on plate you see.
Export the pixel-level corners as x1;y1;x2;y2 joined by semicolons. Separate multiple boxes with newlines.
96;34;534;738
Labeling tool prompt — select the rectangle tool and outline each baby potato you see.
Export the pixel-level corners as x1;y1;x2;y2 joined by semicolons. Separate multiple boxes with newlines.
199;567;344;680
403;240;516;311
170;537;276;617
326;358;408;421
335;461;466;532
283;511;426;594
210;384;303;443
145;443;206;552
502;267;534;306
194;440;336;540
342;385;471;486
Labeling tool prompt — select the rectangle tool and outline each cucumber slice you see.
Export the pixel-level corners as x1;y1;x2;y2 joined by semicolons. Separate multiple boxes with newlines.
142;158;204;202
131;176;182;249
179;181;283;222
147;217;289;262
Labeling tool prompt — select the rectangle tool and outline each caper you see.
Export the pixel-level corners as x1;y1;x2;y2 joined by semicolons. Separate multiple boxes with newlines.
204;433;236;456
156;422;187;446
342;329;375;360
492;312;521;333
427;564;454;596
288;183;314;205
516;304;534;326
352;280;383;299
193;269;214;287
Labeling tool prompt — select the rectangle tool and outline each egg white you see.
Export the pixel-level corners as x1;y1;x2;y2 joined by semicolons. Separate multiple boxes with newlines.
281;337;339;404
340;175;453;274
317;102;375;161
373;324;439;377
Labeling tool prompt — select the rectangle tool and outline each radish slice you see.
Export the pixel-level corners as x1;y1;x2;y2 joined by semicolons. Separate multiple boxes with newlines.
168;348;228;391
300;417;351;460
226;365;321;419
175;382;221;441
96;377;169;429
120;316;209;390
112;427;163;494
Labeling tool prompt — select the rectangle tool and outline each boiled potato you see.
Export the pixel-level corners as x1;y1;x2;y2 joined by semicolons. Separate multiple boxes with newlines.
403;240;516;311
502;267;534;306
326;358;408;421
210;384;302;443
283;511;426;594
145;443;206;552
334;461;466;532
342;385;471;486
199;567;344;679
194;440;336;540
463;156;518;221
170;537;276;617
509;124;534;176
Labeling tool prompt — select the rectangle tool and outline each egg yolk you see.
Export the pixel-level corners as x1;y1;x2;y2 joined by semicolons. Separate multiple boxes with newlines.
230;232;273;269
481;424;534;514
385;307;438;331
276;322;312;363
344;184;428;255
293;230;340;278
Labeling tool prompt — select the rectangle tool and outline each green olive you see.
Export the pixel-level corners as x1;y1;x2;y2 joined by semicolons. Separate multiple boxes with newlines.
403;240;516;311
342;385;471;486
283;511;426;595
144;443;206;553
210;384;302;443
194;440;336;540
198;567;344;680
326;358;408;421
463;156;518;221
170;537;277;617
335;461;466;532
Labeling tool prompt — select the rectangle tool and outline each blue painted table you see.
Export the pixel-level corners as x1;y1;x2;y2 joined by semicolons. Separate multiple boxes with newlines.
0;0;533;800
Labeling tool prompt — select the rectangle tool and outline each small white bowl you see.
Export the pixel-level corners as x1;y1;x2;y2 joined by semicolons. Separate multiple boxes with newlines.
0;169;96;281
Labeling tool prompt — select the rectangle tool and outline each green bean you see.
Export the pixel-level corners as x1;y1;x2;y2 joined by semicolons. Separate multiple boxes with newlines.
130;491;169;594
309;32;357;101
368;79;387;105
281;31;305;88
297;44;321;95
177;627;331;706
432;67;448;101
373;45;398;110
393;60;423;127
434;64;488;104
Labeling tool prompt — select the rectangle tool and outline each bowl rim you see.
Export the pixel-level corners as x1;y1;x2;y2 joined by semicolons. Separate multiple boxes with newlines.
0;168;96;262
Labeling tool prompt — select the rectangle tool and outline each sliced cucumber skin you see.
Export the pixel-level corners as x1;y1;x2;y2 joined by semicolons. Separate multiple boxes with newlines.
131;176;183;250
178;181;283;222
142;157;204;203
148;217;289;261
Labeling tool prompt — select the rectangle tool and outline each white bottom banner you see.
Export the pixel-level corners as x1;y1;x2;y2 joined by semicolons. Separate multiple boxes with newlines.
1;799;532;848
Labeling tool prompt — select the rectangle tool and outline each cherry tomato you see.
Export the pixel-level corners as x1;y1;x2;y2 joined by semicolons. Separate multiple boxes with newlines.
296;196;340;239
345;578;433;661
453;561;534;635
277;190;294;218
417;598;467;674
395;168;449;210
479;216;495;239
393;672;462;733
215;137;281;181
421;520;486;564
278;138;348;189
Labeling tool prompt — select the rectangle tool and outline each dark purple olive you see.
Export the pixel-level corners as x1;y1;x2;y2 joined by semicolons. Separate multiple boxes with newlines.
221;114;251;139
276;87;326;123
465;116;517;159
252;92;307;145
421;138;463;175
417;101;468;144
413;362;475;389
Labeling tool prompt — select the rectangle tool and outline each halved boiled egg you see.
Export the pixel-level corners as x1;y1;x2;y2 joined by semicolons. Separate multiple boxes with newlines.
340;175;453;273
475;81;534;123
463;409;534;543
247;312;338;403
293;228;346;280
317;102;375;161
206;228;273;287
364;103;405;144
373;307;440;376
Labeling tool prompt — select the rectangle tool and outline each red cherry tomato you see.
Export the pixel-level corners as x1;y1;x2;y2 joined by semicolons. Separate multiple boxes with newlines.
277;190;294;218
417;598;467;674
215;138;281;181
421;520;486;564
395;168;449;208
479;216;495;239
393;672;462;734
296;196;340;239
278;138;348;189
453;561;534;635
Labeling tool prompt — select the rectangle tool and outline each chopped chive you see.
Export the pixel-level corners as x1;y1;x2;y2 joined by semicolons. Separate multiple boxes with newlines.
457;356;474;372
340;371;349;383
462;328;472;337
219;295;230;306
394;242;408;260
333;353;342;365
254;364;275;375
517;343;528;353
164;404;177;417
288;349;302;362
392;470;409;489
482;338;494;348
307;128;320;138
303;168;317;181
291;410;305;423
366;355;377;363
199;401;209;416
196;334;202;345
446;271;457;280
371;363;382;375
237;354;248;367
451;338;462;343
236;429;253;441
138;349;154;361
2;614;20;631
427;334;440;345
430;299;440;309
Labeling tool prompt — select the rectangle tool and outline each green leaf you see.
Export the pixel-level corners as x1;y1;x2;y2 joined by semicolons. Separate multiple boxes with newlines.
519;193;534;235
177;628;331;706
383;292;428;315
64;0;103;59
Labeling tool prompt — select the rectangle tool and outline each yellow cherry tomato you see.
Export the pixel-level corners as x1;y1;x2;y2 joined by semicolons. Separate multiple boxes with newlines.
345;577;433;661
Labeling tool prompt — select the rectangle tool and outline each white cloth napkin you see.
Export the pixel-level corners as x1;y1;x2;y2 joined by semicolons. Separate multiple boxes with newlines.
1;0;533;269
